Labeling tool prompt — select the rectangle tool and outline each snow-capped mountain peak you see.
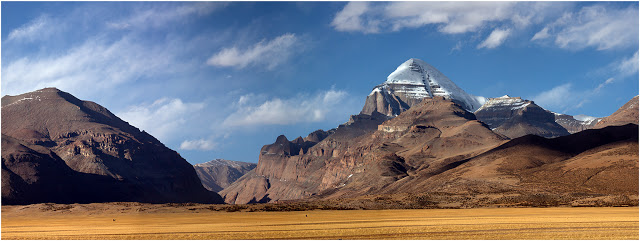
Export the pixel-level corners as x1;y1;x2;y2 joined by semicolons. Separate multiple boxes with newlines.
364;58;485;115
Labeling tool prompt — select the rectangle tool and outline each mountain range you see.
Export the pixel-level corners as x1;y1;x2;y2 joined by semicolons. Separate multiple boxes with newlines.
220;58;638;206
2;58;637;207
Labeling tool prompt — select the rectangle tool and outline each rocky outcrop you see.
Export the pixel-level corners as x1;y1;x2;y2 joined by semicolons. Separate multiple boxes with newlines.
1;88;223;204
474;95;569;138
594;96;639;129
193;159;256;192
361;58;484;116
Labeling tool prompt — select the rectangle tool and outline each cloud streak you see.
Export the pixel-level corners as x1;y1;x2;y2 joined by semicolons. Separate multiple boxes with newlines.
6;15;55;42
206;33;301;70
106;2;226;30
477;28;511;49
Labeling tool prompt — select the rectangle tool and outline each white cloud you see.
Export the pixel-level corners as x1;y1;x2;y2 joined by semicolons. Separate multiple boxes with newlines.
331;2;380;33
223;89;348;127
206;33;301;70
532;83;574;111
385;2;518;34
532;5;638;50
6;15;55;42
477;28;511;49
116;98;205;141
331;2;560;35
180;139;217;151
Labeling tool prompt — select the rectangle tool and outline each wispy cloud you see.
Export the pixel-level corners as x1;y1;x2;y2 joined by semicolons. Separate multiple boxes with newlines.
6;15;56;42
106;2;226;30
180;139;217;151
477;28;511;49
1;36;184;97
1;2;224;98
116;98;205;141
206;33;302;70
223;89;349;127
531;4;638;50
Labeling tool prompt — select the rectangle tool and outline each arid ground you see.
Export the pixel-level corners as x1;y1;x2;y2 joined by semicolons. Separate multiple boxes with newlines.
2;203;637;239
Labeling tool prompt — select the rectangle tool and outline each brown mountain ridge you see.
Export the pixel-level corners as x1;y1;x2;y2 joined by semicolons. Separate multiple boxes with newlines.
1;88;223;204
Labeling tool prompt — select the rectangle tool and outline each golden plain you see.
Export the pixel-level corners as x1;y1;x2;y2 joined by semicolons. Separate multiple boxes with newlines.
2;204;638;240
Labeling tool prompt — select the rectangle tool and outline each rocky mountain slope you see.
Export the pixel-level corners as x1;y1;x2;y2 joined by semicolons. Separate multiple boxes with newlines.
222;95;637;205
361;58;485;116
1;88;223;204
474;95;569;138
221;97;507;204
193;159;256;192
594;96;639;129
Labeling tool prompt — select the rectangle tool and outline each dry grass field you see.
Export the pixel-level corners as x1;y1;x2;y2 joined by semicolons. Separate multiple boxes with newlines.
2;204;638;239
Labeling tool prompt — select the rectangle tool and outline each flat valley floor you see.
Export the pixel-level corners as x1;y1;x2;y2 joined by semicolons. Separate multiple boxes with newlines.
2;204;638;239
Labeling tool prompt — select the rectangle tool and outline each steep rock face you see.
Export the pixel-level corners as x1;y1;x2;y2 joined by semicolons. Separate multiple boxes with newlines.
220;97;506;204
474;95;569;138
193;159;256;192
594;96;639;129
361;58;485;116
220;128;344;204
1;88;223;204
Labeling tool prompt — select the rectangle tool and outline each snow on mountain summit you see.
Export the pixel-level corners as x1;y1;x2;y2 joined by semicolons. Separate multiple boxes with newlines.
367;58;485;114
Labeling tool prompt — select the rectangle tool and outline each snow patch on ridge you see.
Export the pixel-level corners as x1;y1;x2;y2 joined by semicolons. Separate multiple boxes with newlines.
476;95;529;112
2;95;42;108
574;114;598;122
573;114;601;125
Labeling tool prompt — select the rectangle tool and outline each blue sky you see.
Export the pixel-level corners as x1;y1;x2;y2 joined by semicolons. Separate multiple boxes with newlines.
2;2;638;164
